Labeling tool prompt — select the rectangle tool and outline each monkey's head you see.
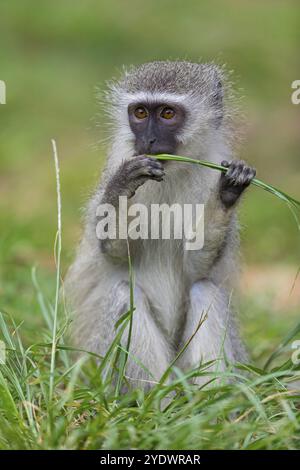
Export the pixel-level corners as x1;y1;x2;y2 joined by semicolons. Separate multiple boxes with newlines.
106;61;232;159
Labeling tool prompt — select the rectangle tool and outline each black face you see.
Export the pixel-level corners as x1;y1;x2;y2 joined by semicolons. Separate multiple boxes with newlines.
128;102;185;155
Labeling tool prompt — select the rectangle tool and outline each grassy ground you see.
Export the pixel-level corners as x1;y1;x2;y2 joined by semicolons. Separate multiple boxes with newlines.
0;0;300;449
0;149;300;450
1;250;300;450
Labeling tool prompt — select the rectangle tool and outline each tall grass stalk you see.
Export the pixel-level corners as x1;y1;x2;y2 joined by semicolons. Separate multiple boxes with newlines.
49;139;62;412
115;239;135;395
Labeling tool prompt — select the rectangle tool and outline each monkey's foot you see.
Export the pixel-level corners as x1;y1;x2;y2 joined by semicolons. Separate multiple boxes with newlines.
219;160;256;208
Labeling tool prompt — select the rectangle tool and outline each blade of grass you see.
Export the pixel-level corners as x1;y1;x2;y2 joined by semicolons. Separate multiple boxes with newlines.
0;370;19;421
31;266;53;331
49;139;62;412
264;319;300;370
115;238;135;395
145;311;208;407
152;154;300;229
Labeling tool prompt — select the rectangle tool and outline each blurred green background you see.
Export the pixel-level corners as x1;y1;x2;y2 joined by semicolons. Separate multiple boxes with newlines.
0;0;299;361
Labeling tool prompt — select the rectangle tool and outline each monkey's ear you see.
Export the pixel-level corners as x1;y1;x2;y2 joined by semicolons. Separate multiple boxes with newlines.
211;79;223;128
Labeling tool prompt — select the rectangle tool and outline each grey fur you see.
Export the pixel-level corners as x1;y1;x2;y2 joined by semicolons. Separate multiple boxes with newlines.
115;61;223;104
65;61;255;389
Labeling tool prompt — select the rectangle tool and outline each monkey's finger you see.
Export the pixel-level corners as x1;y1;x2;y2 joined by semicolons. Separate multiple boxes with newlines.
134;154;163;164
226;164;256;187
235;166;256;186
132;155;164;170
135;172;164;183
129;164;165;180
226;160;246;182
149;168;165;178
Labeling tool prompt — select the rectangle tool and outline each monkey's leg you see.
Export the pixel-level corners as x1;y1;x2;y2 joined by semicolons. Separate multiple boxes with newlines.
178;280;247;385
103;280;172;390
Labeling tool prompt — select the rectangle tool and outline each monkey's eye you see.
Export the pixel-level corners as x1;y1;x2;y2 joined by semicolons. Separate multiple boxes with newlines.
160;107;175;120
134;106;148;119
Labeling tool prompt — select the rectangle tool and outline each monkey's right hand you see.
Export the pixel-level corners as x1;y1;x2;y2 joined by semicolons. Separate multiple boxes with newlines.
104;155;165;204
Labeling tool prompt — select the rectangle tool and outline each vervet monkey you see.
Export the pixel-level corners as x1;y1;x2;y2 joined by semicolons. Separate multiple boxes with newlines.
65;61;256;388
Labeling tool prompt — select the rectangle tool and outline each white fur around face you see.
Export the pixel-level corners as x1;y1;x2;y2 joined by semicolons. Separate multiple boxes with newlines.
105;88;224;165
112;90;190;107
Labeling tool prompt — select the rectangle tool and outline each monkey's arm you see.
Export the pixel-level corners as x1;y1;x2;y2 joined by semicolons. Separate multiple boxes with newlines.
98;155;164;260
184;160;256;281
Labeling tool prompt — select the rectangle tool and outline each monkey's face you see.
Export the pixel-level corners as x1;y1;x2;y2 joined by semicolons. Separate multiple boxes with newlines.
128;102;186;156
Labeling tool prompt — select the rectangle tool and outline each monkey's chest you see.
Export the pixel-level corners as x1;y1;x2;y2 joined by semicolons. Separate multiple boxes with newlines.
135;239;186;338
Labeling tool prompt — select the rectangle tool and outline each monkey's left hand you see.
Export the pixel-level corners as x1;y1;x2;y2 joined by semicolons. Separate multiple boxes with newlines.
219;160;256;208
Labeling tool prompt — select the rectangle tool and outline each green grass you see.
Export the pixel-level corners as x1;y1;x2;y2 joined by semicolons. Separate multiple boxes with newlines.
1;145;300;450
1;246;300;450
1;272;300;450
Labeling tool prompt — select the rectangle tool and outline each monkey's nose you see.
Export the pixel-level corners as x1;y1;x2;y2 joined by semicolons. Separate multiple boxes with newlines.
149;137;156;145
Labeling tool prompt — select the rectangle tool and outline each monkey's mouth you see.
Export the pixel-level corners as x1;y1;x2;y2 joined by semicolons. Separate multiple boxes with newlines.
133;142;177;158
133;151;175;163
